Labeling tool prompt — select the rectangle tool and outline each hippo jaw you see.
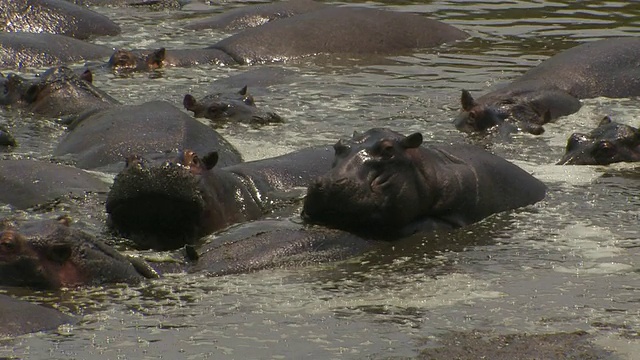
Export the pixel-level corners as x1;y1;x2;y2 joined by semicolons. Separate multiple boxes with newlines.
106;157;208;250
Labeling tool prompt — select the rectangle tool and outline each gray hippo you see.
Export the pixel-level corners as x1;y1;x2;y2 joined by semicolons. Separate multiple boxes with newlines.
0;126;16;147
106;146;334;250
107;48;235;72
0;216;156;289
207;6;468;65
183;85;283;126
0;32;114;70
455;37;640;135
0;294;76;338
53;101;242;173
0;159;110;210
302;128;546;237
184;0;329;31
557;116;640;165
0;0;121;40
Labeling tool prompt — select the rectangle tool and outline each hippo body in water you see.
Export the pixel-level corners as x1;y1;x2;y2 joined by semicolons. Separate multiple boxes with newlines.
185;0;329;31
0;217;154;290
0;294;76;337
107;48;236;72
455;37;640;135
53;101;242;173
106;146;334;250
0;0;121;40
558;116;640;165
302;128;546;238
0;32;114;70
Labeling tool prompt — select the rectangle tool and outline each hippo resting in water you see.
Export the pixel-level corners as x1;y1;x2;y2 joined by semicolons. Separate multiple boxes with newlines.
302;128;546;237
0;0;121;40
0;294;75;338
0;217;156;290
107;47;236;72
106;146;334;250
53;101;242;173
455;37;640;135
0;32;113;70
557;116;640;165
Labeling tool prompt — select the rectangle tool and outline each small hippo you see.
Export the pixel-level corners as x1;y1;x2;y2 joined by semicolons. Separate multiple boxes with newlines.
106;146;334;250
557;116;640;165
0;216;155;290
0;0;121;40
455;37;640;135
0;126;16;147
107;48;235;73
0;294;76;337
0;32;114;70
185;0;329;31
183;85;284;126
302;128;546;238
53;101;242;173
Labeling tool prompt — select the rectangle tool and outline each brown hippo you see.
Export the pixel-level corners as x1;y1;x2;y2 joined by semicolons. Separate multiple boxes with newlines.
557;116;640;165
107;48;235;73
455;37;640;135
302;128;546;238
106;146;334;250
0;217;155;290
0;294;76;337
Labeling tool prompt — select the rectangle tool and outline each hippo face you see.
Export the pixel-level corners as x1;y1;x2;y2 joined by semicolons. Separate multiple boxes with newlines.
108;48;165;72
106;150;218;250
0;73;30;106
0;217;148;289
302;128;429;236
558;116;640;165
454;90;509;133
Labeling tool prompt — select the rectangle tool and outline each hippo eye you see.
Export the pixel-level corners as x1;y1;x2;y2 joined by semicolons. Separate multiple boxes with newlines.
243;95;255;106
0;239;16;253
379;144;395;160
467;111;477;123
593;140;617;160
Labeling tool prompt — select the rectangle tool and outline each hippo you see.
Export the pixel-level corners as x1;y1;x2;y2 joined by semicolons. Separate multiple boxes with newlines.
0;72;31;107
0;0;121;40
207;6;468;65
107;48;235;73
0;126;16;147
0;32;114;70
53;101;242;173
0;159;110;210
455;37;640;135
106;146;334;250
184;0;329;31
183;85;284;126
557;116;640;165
0;294;76;338
70;0;184;8
302;128;546;238
0;216;155;290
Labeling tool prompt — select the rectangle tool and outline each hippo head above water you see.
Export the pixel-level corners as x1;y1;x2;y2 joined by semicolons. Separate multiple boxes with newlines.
183;85;283;126
558;116;640;165
0;216;153;290
0;72;30;107
108;48;166;72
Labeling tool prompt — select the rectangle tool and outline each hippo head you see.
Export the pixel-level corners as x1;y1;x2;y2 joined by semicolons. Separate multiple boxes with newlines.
0;72;30;106
557;116;640;165
302;128;432;237
454;90;509;133
108;48;165;72
184;86;283;126
106;150;219;250
0;217;152;290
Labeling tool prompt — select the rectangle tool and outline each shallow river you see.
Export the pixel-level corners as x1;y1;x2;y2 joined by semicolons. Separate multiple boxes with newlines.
1;0;639;359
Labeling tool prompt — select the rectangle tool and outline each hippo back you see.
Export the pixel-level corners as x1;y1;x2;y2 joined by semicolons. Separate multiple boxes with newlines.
0;294;75;337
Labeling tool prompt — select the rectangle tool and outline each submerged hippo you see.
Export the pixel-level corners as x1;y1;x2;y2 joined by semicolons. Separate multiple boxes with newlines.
107;47;235;72
0;294;76;338
557;116;640;165
302;128;546;238
0;217;155;289
106;146;334;250
0;126;16;147
183;85;283;126
208;6;468;64
53;101;242;173
185;0;329;31
0;0;121;40
0;32;114;70
455;37;640;135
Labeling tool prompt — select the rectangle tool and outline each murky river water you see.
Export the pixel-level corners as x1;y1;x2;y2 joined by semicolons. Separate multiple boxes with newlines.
1;0;639;359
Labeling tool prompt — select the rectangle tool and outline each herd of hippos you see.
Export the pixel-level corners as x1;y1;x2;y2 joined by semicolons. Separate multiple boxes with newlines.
0;0;639;337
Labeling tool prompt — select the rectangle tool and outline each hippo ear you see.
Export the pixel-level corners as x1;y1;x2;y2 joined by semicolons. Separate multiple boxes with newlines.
201;151;218;170
599;115;613;126
238;85;248;96
56;215;72;227
183;94;197;111
147;48;166;67
80;69;93;83
461;90;476;111
401;132;423;149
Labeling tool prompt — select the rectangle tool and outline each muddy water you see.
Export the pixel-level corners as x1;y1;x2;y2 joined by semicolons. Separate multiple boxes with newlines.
0;1;639;359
